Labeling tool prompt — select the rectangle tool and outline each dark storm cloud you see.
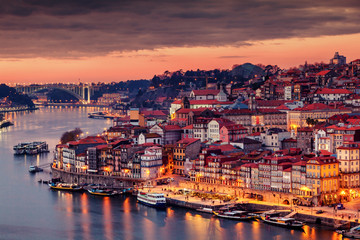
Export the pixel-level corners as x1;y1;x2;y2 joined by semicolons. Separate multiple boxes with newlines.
0;0;359;58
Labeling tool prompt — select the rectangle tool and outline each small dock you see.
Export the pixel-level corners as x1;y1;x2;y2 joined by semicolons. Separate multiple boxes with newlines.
165;194;232;210
13;141;49;155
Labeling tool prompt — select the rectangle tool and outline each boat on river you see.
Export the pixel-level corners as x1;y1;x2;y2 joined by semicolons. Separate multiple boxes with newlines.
213;210;255;221
87;188;117;196
88;111;116;119
13;141;48;155
13;142;31;155
137;192;166;208
196;207;213;214
0;114;13;129
260;215;304;229
29;166;43;173
340;225;360;239
48;182;83;191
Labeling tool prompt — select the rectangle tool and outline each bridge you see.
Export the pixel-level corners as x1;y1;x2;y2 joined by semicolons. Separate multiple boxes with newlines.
15;84;94;103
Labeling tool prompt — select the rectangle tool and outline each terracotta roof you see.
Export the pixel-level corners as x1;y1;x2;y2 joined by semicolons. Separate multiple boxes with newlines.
192;89;220;96
315;70;331;76
221;124;247;131
320;150;334;156
96;144;108;150
190;100;233;105
56;144;68;148
276;104;290;110
208;144;237;152
248;100;293;107
297;127;313;132
144;133;161;138
140;143;161;147
293;160;307;166
68;136;106;146
140;110;168;117
164;125;182;131
282;138;297;142
314;88;352;95
172;99;234;105
176;107;208;114
176;138;200;146
307;156;339;164
182;124;194;130
294;103;335;111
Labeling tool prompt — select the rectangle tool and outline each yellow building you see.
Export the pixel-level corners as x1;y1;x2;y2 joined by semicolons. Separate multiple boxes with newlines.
336;143;360;188
306;156;339;203
288;103;351;131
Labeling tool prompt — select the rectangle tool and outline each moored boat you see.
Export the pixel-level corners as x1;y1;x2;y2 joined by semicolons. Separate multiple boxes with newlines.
196;207;213;213
29;166;43;173
260;215;304;229
0;114;13;129
13;142;31;155
48;182;83;191
137;191;166;208
13;141;48;155
213;210;255;221
87;188;116;196
340;225;360;239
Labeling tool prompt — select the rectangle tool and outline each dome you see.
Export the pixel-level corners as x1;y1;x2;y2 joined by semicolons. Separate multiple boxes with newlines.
226;98;248;110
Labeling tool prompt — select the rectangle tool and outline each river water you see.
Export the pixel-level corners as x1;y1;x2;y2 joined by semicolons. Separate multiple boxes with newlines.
0;107;343;240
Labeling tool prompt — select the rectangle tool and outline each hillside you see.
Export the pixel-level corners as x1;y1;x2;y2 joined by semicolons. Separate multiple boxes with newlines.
0;84;35;108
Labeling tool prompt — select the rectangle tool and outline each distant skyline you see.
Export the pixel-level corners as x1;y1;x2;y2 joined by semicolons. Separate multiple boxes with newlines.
0;0;359;84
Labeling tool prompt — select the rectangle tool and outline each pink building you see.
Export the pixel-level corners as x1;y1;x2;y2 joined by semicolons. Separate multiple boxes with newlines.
220;124;248;143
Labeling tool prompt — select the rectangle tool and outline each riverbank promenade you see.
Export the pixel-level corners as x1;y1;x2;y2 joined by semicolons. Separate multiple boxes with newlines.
145;180;360;227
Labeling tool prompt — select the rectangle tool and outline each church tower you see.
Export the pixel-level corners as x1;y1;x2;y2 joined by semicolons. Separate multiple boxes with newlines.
181;96;190;109
248;94;257;111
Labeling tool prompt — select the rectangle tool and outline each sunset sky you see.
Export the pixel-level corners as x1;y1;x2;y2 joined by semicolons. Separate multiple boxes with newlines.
0;0;359;84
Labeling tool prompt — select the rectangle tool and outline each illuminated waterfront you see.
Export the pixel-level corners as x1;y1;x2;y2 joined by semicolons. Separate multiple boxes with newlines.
0;107;343;239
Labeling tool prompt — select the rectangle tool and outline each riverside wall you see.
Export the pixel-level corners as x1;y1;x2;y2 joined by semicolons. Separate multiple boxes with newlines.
51;167;144;188
179;181;298;204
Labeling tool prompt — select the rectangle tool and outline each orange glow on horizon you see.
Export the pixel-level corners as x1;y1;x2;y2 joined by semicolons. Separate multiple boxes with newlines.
1;33;360;84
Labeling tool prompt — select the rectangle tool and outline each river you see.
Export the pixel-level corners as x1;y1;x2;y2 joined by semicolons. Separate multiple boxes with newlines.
0;107;343;240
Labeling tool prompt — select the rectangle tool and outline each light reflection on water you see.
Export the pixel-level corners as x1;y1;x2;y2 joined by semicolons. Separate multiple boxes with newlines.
0;107;344;240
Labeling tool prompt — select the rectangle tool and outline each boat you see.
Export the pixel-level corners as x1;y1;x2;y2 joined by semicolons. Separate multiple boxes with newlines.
29;166;43;173
13;141;48;155
0;114;13;129
137;191;166;208
88;111;115;119
48;182;83;191
87;188;116;196
340;225;360;239
25;141;49;155
213;210;255;221
260;215;304;229
13;142;31;155
196;207;213;213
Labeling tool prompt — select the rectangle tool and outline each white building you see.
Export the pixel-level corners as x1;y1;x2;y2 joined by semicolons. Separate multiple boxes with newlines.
284;86;293;100
62;147;76;172
314;129;329;152
313;88;352;104
141;146;163;180
138;133;162;145
75;153;86;173
190;89;220;100
207;118;233;142
260;128;291;151
193;118;210;142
